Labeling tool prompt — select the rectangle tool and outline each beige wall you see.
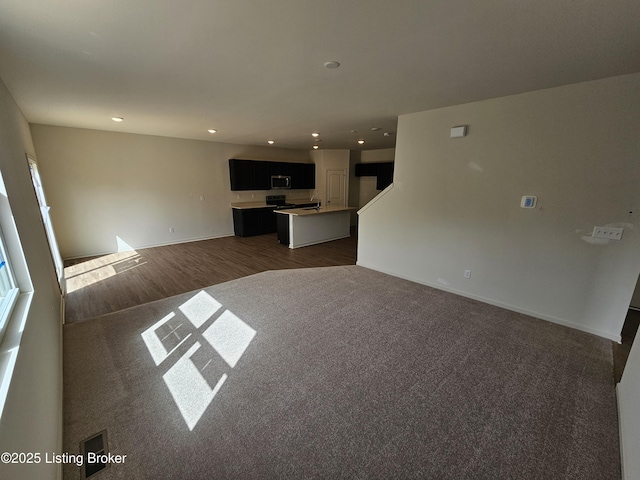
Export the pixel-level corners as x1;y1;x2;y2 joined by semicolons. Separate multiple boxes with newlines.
358;73;640;342
0;81;62;479
30;125;311;258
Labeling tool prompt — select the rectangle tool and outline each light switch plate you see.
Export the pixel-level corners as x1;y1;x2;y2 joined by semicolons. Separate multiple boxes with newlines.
592;226;624;240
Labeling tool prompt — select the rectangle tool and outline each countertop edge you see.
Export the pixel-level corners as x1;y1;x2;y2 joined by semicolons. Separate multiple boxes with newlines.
274;206;357;216
231;203;275;209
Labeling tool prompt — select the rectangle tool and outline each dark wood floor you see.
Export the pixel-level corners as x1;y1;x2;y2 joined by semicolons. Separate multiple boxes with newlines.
64;230;358;323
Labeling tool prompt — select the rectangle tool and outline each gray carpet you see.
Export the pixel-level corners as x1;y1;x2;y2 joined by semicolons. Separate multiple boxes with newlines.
63;266;620;479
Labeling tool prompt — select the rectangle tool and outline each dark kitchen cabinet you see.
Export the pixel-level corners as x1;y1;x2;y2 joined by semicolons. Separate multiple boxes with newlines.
229;159;252;191
355;162;394;190
289;163;303;188
355;163;378;177
262;208;276;233
232;207;276;237
269;162;292;177
230;159;316;191
229;159;270;191
303;163;316;189
290;163;316;189
376;162;394;190
276;214;290;245
253;161;271;190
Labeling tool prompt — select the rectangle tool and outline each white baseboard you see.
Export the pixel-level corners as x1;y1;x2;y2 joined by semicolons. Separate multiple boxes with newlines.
356;261;621;342
63;232;236;261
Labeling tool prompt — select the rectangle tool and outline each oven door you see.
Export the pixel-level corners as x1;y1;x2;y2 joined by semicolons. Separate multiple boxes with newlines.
271;175;291;189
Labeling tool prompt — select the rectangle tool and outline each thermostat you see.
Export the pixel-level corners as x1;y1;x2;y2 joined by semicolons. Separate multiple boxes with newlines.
520;196;537;208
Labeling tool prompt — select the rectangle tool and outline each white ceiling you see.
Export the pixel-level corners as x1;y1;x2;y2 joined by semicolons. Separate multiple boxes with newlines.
1;0;639;151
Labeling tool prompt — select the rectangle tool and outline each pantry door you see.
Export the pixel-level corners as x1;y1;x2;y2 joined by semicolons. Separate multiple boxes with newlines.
326;169;346;208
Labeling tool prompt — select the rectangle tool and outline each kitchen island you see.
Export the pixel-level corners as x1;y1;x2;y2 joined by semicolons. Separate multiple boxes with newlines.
275;206;356;248
230;196;320;237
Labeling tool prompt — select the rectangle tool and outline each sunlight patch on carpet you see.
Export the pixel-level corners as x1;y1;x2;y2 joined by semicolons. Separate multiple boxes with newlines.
163;343;228;430
141;290;256;431
203;311;256;368
179;291;222;328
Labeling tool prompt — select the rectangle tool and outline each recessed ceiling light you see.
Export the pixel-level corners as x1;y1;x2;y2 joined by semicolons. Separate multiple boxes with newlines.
357;139;365;144
383;132;394;137
311;132;320;137
312;145;319;150
324;61;340;69
371;127;381;131
111;117;124;122
267;140;275;145
350;130;358;133
207;129;217;134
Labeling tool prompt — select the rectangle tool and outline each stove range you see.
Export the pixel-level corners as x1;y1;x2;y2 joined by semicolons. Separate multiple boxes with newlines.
266;195;295;210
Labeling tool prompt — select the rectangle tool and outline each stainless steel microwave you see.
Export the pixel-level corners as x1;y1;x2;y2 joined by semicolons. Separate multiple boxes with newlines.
271;175;291;189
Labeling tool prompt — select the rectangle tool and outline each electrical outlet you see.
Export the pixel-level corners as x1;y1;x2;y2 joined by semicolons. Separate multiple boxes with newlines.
169;227;174;233
464;270;471;279
592;226;624;240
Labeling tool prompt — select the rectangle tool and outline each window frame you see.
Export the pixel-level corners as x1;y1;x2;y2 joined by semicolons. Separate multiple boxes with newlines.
0;205;20;344
0;160;35;421
0;221;19;346
27;155;64;291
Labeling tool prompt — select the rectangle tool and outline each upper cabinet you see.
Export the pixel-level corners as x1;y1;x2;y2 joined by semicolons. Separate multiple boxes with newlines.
229;159;270;191
290;163;316;189
229;159;315;191
269;161;292;177
355;162;394;190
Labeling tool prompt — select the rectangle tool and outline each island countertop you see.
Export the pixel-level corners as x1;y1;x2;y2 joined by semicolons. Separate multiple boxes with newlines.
274;206;356;216
230;198;323;210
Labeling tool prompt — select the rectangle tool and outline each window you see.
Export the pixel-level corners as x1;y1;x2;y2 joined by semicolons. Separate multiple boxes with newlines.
0;163;33;420
0;230;18;342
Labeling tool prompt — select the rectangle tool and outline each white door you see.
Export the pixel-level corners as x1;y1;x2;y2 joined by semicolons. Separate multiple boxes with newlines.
326;169;346;208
